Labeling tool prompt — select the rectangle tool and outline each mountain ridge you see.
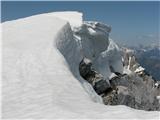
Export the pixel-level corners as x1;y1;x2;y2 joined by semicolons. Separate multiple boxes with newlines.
2;11;160;119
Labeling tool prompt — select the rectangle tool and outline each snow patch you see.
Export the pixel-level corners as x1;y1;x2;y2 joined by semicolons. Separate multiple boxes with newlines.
135;66;145;73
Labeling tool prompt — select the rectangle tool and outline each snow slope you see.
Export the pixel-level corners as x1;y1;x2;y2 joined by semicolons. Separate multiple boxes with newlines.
2;12;160;119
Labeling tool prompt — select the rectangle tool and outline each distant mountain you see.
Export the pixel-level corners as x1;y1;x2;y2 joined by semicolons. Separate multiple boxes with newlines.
133;46;160;81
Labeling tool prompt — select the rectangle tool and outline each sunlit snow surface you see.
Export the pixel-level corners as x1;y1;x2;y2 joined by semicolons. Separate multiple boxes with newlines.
2;12;160;119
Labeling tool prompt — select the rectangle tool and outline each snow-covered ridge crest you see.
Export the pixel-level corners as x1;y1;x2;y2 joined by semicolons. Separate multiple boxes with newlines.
2;11;159;118
45;11;83;28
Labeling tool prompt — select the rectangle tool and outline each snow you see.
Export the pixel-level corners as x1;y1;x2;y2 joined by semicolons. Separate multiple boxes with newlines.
135;66;145;73
157;96;160;103
109;73;118;79
82;58;92;65
2;11;160;119
92;38;124;81
74;22;123;82
46;11;82;28
155;83;159;87
128;56;132;69
123;66;132;75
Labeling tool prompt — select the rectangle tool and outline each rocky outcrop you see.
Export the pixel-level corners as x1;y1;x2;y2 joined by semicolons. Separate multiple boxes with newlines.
108;73;160;111
79;55;160;111
79;41;160;111
79;58;111;95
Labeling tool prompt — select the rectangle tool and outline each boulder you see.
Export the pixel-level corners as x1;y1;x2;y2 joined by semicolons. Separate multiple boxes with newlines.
93;80;111;95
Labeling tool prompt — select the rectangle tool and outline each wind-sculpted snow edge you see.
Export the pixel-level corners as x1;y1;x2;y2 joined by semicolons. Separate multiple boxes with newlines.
2;11;160;119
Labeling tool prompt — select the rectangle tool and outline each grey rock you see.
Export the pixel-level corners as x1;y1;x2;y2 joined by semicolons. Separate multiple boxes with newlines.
79;58;111;94
93;80;111;95
79;57;160;111
79;58;92;79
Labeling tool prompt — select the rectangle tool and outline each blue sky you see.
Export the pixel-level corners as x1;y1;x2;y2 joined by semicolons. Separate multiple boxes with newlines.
1;1;160;46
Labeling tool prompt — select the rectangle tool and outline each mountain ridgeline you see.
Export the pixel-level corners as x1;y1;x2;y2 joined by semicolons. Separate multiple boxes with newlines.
134;47;160;81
